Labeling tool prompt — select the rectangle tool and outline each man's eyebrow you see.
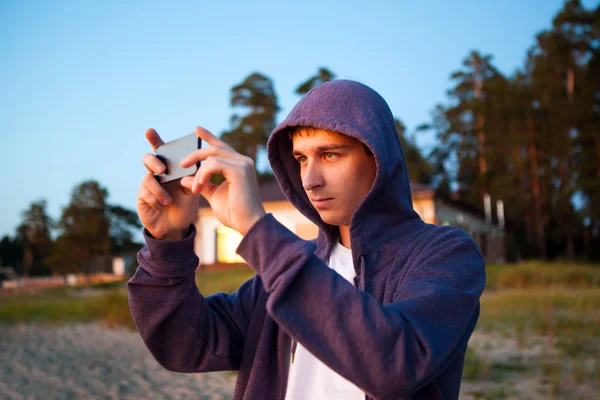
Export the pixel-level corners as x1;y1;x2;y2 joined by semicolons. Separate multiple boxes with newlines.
292;144;349;157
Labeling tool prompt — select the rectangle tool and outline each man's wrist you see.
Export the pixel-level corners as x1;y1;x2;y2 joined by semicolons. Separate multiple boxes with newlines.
241;212;267;236
152;225;191;241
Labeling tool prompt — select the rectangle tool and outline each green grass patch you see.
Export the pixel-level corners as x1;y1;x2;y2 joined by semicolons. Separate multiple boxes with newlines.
489;360;529;383
476;286;600;387
0;268;256;329
485;261;600;291
86;289;136;329
463;347;530;383
195;268;256;295
0;288;135;329
462;347;491;380
0;297;93;324
479;288;600;333
465;285;600;394
87;279;128;290
466;387;512;400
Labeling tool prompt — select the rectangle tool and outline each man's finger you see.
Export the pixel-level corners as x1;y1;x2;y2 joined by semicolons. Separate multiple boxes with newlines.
195;156;243;187
145;128;165;152
179;146;237;168
137;186;164;212
142;153;166;174
181;176;217;199
188;156;243;196
195;126;232;149
142;174;173;206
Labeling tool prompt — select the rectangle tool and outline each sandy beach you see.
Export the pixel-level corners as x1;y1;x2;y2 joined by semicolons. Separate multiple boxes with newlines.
2;322;597;399
0;323;236;400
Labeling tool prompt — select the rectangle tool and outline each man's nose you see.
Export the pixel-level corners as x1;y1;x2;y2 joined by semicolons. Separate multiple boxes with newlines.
302;161;324;191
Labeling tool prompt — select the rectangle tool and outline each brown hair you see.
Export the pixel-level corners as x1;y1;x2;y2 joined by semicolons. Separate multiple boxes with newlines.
287;126;373;156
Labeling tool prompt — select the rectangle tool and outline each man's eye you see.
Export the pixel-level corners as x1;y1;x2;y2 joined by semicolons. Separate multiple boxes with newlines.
324;152;337;159
296;156;307;163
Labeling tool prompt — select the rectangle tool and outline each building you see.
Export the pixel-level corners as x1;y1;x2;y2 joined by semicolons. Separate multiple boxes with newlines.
193;181;505;267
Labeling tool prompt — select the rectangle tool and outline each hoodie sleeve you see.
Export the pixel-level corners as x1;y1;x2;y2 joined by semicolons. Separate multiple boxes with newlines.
236;213;486;400
127;224;258;373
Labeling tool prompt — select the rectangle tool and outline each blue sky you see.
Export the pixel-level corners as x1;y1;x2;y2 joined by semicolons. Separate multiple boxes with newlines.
1;0;596;241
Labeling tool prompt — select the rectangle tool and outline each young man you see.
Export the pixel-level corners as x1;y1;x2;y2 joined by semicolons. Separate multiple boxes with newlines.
129;80;486;400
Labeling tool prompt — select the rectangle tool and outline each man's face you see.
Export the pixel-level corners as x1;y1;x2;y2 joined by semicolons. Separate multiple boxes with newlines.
291;128;377;227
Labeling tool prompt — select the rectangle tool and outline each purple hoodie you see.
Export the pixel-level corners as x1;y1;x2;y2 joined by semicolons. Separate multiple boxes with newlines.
127;80;486;400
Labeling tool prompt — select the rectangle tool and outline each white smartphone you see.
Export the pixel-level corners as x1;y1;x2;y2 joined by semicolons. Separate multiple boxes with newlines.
154;132;202;184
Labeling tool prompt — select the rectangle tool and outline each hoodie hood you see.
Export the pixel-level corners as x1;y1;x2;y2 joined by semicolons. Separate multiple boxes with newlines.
267;80;421;275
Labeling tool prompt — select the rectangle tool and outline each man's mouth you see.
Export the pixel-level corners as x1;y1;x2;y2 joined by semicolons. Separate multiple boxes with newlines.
311;198;334;208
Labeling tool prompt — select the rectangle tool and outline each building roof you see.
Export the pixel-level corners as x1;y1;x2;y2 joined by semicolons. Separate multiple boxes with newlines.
435;193;506;226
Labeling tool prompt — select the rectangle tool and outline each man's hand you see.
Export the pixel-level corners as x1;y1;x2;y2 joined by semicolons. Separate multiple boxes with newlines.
137;128;200;240
179;126;266;235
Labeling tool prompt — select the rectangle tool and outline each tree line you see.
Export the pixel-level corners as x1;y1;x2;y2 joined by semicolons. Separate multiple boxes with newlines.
0;181;143;277
421;0;599;260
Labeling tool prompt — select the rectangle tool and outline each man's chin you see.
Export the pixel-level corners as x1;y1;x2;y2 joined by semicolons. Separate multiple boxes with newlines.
318;212;348;227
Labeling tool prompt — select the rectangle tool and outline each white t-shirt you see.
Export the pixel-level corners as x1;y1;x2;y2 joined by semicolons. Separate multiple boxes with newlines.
284;241;365;400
